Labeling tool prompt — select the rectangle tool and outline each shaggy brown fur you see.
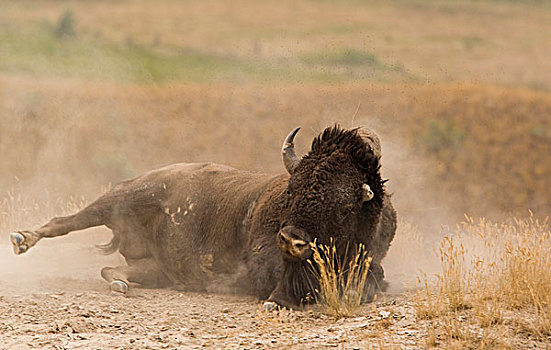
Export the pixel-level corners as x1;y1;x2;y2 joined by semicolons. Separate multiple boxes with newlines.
248;126;393;306
10;125;396;309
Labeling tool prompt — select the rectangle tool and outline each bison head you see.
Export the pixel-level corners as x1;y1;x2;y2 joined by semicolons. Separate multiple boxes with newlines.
278;125;385;261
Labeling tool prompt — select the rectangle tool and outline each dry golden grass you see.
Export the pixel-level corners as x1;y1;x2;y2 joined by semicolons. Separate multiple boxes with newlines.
0;187;88;235
1;77;549;220
1;0;550;224
309;240;372;319
412;214;551;347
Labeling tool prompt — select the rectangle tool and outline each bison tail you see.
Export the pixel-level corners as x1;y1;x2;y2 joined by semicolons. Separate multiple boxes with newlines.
95;232;121;255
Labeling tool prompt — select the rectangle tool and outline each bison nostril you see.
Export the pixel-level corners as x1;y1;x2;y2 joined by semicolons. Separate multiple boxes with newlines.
294;241;308;249
278;231;290;244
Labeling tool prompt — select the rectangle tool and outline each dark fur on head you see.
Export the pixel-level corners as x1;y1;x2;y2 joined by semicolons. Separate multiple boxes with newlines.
311;126;383;174
287;125;385;246
257;125;389;307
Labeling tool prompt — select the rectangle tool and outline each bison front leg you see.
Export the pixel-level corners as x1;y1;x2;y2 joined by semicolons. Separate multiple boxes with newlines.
263;285;300;311
262;261;316;311
363;262;387;303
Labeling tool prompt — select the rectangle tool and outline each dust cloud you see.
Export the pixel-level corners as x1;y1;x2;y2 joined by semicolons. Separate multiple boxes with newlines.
0;78;138;295
0;228;121;296
355;118;459;293
0;95;457;297
0;72;491;298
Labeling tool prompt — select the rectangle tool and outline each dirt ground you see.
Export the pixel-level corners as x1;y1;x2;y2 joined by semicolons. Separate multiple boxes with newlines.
1;232;549;349
0;232;430;350
0;281;420;350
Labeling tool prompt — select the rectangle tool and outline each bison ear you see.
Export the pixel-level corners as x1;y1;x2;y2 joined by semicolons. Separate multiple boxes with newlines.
362;184;374;202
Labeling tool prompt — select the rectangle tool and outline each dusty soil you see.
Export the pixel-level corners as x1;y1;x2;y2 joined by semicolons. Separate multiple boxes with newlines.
0;234;427;350
0;284;423;350
1;235;548;349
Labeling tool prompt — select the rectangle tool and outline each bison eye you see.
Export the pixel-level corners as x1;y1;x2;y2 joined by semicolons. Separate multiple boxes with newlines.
286;185;292;196
286;180;293;196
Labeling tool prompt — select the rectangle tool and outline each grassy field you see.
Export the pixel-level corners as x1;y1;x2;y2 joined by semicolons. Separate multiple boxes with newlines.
1;1;550;348
410;215;551;348
1;78;549;223
1;0;551;88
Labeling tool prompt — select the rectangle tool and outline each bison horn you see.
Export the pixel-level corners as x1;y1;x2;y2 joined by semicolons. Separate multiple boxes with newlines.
362;184;374;202
282;127;301;174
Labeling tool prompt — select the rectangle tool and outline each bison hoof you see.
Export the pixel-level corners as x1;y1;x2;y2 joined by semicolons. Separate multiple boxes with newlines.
262;301;279;312
10;232;24;245
110;280;129;294
10;232;28;255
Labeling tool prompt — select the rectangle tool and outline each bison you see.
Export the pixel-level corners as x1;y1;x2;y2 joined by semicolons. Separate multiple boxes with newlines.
10;125;396;309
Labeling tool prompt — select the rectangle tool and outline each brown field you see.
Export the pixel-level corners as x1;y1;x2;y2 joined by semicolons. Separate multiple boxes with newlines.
1;0;550;348
2;77;549;221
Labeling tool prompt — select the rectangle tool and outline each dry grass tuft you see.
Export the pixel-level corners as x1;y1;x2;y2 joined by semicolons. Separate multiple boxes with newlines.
0;187;88;234
413;213;551;347
496;216;551;337
309;239;372;319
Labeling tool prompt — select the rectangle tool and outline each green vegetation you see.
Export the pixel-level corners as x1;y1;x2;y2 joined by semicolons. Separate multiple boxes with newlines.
301;49;382;67
4;0;549;87
0;1;550;346
0;26;292;83
54;9;76;39
0;22;408;84
421;119;466;153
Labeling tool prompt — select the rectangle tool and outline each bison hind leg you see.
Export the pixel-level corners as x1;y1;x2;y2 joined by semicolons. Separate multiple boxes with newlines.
100;267;130;294
10;231;41;255
100;258;171;294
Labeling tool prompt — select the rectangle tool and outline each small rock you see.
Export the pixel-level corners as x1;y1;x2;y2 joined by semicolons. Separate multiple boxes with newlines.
262;301;278;312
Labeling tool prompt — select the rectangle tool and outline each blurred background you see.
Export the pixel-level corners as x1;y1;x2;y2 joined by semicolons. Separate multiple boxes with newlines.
1;4;550;348
1;0;550;237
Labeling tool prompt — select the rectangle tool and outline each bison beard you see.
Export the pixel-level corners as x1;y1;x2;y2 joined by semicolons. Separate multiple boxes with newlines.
10;125;396;309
